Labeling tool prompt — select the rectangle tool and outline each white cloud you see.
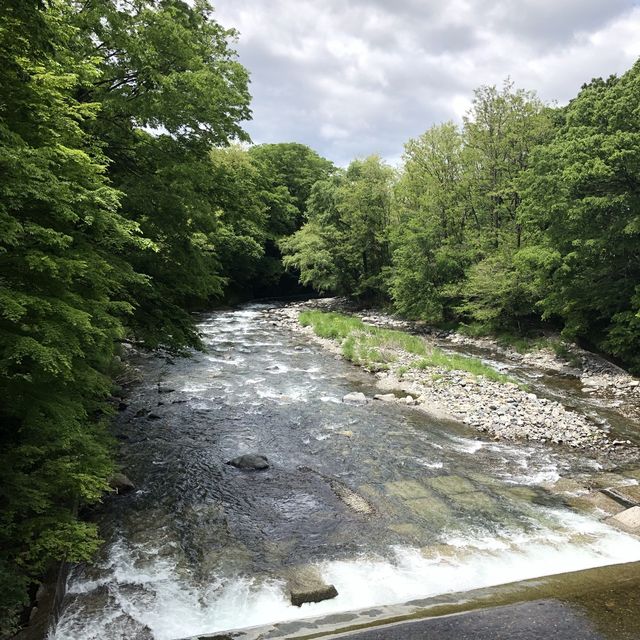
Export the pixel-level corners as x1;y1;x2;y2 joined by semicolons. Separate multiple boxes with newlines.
213;0;640;165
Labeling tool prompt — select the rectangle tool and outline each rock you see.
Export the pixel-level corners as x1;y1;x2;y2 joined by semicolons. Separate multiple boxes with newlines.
374;393;397;402
109;473;135;494
337;430;353;438
342;392;367;405
147;412;161;420
404;395;415;405
285;566;339;607
602;485;640;507
226;454;269;471
157;386;175;394
606;506;640;534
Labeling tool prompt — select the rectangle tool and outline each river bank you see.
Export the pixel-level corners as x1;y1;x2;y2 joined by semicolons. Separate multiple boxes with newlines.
271;299;640;458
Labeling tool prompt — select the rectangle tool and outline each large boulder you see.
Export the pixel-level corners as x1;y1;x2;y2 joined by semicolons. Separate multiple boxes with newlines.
226;454;269;471
285;566;338;607
109;473;135;495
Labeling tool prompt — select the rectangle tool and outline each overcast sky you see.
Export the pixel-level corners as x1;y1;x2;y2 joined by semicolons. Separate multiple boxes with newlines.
213;0;640;166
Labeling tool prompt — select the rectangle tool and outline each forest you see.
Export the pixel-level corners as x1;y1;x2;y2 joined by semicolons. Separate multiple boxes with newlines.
1;0;639;634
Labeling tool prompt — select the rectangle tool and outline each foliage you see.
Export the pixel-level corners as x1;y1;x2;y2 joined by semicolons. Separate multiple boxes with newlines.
520;64;640;371
0;0;137;627
0;0;258;629
70;0;252;350
281;156;394;301
389;122;470;321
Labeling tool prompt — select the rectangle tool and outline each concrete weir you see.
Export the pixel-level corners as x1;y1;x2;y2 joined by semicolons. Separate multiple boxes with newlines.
188;561;640;640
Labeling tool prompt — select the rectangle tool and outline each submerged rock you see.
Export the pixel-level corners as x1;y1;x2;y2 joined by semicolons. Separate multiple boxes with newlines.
342;392;367;405
157;386;175;394
285;566;339;607
226;454;269;471
109;473;135;495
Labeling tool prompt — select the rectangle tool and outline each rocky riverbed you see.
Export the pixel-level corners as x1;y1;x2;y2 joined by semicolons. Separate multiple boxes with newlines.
271;299;640;456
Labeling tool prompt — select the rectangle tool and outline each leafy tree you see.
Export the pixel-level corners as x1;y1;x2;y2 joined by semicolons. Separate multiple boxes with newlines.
73;0;252;349
209;146;269;290
463;80;552;251
282;156;394;301
249;143;335;230
389;123;470;320
0;0;255;630
521;66;640;369
0;0;142;628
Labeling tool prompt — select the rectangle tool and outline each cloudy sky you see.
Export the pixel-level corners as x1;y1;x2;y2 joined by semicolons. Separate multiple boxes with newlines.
213;0;640;165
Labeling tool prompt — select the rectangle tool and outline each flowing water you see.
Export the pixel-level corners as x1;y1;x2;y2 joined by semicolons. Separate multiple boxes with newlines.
51;304;640;640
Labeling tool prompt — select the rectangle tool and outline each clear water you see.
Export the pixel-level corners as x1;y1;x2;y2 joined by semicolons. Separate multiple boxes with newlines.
51;305;640;640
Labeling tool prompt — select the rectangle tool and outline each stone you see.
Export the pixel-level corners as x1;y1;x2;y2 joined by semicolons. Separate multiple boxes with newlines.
109;472;135;494
567;491;624;516
330;480;373;514
606;506;640;533
226;454;269;471
337;430;353;438
386;480;433;500
373;393;397;402
542;478;587;495
157;386;175;394
285;566;338;607
342;392;367;405
403;395;415;405
603;485;640;507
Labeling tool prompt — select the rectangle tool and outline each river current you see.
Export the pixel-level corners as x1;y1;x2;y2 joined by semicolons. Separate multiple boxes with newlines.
51;304;640;640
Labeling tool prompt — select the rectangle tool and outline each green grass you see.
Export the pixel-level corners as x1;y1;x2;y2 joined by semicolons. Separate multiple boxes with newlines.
413;350;513;383
300;309;516;383
299;310;364;339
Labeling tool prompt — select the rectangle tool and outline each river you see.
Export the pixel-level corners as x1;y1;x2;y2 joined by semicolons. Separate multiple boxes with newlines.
51;304;640;640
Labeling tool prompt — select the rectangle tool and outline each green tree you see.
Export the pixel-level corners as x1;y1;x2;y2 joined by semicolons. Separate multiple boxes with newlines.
521;66;640;370
456;81;553;329
249;143;335;230
389;123;470;320
0;0;142;628
73;0;252;349
463;80;551;251
282;156;394;301
209;145;269;291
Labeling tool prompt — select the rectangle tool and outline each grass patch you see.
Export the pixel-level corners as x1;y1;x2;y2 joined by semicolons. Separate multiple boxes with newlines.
299;310;364;339
414;350;513;384
300;310;515;383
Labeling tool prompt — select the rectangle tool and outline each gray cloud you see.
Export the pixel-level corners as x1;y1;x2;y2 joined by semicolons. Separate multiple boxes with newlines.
214;0;640;166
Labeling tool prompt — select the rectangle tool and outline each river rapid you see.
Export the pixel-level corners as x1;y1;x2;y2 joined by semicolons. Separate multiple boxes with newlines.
51;304;640;640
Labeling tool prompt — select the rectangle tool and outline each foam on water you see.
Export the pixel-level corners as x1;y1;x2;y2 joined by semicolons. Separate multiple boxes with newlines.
53;511;640;640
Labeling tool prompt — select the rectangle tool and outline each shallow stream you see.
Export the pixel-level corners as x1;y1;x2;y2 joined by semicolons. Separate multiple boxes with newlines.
51;304;640;640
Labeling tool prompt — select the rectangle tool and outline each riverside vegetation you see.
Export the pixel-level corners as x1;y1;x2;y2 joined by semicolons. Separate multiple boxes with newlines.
1;0;640;635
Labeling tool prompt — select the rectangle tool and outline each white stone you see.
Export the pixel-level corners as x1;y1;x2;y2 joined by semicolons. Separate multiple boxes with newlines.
373;393;396;402
342;392;368;405
608;506;640;533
